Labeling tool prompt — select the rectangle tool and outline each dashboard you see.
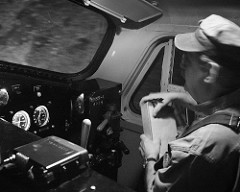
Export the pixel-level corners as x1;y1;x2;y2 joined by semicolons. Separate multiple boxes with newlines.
0;73;124;180
0;75;72;137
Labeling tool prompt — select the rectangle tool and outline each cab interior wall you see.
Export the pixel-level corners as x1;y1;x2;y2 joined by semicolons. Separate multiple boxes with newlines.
0;0;240;191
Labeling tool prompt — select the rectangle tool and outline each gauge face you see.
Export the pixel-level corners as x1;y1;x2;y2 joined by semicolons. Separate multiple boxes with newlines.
12;110;31;131
33;105;50;127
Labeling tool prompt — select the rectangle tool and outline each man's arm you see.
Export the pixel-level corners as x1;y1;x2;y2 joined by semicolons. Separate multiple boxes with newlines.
145;161;157;192
139;134;160;191
140;133;198;192
144;149;194;192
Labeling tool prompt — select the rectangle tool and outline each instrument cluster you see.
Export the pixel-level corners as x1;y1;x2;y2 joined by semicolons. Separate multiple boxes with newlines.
0;78;72;137
12;105;50;132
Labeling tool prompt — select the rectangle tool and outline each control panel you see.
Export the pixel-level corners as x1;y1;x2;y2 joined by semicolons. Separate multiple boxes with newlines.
70;78;127;179
0;80;71;137
0;76;127;180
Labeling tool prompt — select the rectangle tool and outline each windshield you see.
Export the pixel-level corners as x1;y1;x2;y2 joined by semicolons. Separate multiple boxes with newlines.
0;0;108;74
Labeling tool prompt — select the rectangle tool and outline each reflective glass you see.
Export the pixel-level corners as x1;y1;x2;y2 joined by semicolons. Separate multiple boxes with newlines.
0;0;108;73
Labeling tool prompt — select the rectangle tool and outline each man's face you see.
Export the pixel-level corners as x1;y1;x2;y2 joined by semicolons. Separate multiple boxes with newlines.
180;52;207;102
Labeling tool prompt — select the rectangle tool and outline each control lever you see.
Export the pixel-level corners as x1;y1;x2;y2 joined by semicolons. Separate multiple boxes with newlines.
96;104;121;132
80;119;91;149
96;111;113;132
115;140;130;155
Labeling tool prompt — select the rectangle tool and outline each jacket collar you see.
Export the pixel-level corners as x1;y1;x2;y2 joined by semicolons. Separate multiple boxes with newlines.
191;89;240;116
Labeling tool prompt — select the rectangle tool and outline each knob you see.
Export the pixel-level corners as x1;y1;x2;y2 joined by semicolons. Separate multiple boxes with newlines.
0;88;9;106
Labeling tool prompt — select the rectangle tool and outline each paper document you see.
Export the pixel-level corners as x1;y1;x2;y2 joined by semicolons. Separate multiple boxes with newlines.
141;102;178;157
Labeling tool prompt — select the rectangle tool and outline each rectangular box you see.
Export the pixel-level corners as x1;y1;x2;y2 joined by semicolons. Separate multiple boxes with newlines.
14;136;88;170
141;102;178;157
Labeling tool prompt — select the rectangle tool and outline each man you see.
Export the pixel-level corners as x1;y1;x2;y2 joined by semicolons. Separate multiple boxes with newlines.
139;14;240;192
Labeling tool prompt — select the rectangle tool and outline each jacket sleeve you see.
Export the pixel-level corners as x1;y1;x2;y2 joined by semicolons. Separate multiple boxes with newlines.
150;124;239;192
152;144;195;192
150;134;205;192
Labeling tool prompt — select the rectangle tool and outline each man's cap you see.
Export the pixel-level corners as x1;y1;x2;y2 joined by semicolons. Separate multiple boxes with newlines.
174;14;240;69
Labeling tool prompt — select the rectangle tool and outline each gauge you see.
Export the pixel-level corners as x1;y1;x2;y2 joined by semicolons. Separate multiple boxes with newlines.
12;110;31;131
33;105;50;127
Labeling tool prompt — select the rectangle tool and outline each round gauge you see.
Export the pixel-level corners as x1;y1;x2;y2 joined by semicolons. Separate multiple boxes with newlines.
33;105;50;127
12;110;31;131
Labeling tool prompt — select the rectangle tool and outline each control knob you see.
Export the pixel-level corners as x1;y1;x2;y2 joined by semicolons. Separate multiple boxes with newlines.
0;88;9;106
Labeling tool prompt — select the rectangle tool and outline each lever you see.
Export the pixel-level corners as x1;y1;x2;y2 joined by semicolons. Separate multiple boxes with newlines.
115;140;130;155
97;103;119;132
96;111;113;132
80;119;91;149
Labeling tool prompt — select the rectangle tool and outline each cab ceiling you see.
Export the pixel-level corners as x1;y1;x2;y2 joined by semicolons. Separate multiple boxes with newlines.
156;0;240;26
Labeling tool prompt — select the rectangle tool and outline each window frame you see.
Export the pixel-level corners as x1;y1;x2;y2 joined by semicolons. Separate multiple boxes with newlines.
121;38;173;126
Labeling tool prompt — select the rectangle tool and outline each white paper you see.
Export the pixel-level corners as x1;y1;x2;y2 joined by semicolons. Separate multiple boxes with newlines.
141;102;178;157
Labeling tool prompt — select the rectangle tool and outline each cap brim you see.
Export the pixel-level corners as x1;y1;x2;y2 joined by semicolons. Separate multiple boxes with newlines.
174;32;207;52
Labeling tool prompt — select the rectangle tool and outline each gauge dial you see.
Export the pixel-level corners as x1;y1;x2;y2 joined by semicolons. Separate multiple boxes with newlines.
33;105;50;127
12;110;31;131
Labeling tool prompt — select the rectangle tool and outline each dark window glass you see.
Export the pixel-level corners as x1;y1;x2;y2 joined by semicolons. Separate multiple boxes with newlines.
130;48;164;114
0;0;108;73
171;49;185;86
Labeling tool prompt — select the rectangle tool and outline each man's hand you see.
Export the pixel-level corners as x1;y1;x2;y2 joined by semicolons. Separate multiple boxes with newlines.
139;92;197;117
139;134;160;160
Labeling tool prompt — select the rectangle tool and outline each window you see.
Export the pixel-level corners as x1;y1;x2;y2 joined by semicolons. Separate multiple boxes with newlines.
130;48;164;114
171;48;185;87
166;46;185;92
123;38;186;125
0;0;108;73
